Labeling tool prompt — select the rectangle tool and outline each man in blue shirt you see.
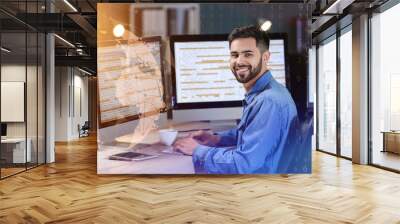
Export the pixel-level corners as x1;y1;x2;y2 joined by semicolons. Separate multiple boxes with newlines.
173;25;310;174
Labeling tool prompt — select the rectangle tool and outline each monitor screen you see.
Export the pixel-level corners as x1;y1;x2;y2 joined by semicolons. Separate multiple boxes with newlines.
97;36;166;128
1;123;7;137
170;34;288;109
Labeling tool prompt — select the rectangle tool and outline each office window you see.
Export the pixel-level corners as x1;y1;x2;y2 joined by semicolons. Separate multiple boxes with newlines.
317;37;337;154
371;2;400;171
339;28;352;158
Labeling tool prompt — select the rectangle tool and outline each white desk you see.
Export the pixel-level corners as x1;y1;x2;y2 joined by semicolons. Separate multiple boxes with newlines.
97;121;235;174
1;138;31;163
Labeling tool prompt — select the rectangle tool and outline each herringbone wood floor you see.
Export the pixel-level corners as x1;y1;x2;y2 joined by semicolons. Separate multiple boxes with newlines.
1;135;400;224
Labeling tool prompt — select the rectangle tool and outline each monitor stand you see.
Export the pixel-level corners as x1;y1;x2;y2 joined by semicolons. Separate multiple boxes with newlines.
172;107;242;123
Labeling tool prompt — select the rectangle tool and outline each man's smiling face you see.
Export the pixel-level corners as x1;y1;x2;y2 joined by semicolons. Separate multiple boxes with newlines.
229;37;264;84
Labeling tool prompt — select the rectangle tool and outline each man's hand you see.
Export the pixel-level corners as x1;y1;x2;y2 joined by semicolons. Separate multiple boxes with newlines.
173;137;199;156
191;130;220;146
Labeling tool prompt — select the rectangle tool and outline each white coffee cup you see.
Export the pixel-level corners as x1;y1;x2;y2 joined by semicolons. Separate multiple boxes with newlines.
159;129;178;146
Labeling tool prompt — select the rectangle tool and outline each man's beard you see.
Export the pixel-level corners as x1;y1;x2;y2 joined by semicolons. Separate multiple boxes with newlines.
231;59;263;84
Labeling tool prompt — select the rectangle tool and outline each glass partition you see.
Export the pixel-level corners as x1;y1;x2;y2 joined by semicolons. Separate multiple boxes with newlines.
317;36;337;155
0;1;46;179
339;28;352;158
1;30;28;177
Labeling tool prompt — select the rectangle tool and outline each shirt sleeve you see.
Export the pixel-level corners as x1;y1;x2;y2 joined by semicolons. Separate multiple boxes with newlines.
214;128;237;147
192;98;282;174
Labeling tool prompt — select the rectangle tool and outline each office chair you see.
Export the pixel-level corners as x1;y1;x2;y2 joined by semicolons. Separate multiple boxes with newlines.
79;121;90;138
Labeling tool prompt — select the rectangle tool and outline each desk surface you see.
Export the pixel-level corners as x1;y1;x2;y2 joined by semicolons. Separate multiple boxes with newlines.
97;121;235;174
1;137;27;143
381;131;400;134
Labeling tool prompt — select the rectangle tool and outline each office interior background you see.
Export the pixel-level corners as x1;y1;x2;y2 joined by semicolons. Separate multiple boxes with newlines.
2;0;399;177
1;0;400;222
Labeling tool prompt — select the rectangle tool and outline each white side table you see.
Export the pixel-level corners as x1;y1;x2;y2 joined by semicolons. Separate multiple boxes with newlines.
1;138;32;163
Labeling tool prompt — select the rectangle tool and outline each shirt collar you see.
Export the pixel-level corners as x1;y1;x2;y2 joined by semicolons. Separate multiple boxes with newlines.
244;70;272;105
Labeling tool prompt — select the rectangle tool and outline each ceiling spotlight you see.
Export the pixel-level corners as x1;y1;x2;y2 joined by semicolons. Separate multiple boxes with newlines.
113;24;125;38
54;34;75;48
78;67;93;76
322;0;352;15
260;20;272;31
1;47;11;53
63;0;78;12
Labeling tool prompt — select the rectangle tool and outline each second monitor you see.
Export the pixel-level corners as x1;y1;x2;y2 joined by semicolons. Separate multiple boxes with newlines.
170;33;288;110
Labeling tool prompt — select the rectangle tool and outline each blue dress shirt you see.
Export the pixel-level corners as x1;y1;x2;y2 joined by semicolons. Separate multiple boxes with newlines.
192;71;311;174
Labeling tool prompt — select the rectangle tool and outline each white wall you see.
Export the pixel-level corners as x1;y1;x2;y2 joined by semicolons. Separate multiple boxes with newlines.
55;66;68;141
1;65;30;138
1;65;25;82
1;63;46;163
55;67;89;141
1;82;25;122
72;73;89;138
1;66;25;128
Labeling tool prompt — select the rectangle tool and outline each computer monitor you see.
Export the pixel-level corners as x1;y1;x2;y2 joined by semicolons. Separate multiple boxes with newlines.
1;123;7;137
97;36;166;128
170;33;288;121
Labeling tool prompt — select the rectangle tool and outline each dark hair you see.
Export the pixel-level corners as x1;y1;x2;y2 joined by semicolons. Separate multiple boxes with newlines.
228;25;270;53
